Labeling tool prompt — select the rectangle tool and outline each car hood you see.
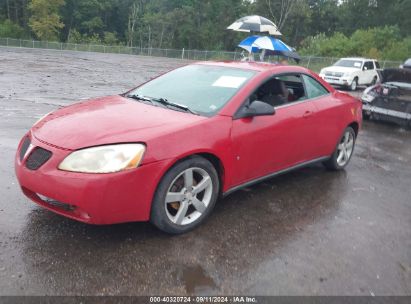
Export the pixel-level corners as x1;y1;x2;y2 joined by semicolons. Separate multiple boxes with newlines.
32;95;207;150
380;68;411;84
323;66;359;74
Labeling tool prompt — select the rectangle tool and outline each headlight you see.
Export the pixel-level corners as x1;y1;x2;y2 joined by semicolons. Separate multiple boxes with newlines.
58;144;146;173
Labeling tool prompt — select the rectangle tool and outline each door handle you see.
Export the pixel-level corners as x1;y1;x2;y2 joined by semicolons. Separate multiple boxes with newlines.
303;111;313;118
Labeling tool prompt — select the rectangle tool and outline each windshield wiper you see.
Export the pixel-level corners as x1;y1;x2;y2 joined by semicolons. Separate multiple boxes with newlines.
126;93;154;104
126;94;197;115
152;97;198;115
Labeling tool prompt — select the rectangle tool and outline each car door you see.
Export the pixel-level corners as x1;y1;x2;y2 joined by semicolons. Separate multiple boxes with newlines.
362;61;374;84
303;74;348;158
229;73;317;186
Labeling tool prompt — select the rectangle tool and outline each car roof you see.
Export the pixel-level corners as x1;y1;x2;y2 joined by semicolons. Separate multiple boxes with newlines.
340;57;377;61
196;61;309;73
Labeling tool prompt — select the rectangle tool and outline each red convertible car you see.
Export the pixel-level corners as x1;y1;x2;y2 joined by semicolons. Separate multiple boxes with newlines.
15;61;362;234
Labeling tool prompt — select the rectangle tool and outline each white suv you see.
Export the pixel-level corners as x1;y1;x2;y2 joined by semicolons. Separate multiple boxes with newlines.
319;58;380;91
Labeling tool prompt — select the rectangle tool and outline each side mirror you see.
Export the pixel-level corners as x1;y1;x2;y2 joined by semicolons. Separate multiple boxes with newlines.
363;66;368;71
236;100;275;119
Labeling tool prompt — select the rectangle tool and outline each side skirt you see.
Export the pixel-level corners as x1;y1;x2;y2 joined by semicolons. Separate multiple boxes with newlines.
222;156;330;197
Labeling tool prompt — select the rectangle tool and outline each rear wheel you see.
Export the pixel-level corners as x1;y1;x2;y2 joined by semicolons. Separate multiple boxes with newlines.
323;127;356;170
150;156;219;234
370;76;378;86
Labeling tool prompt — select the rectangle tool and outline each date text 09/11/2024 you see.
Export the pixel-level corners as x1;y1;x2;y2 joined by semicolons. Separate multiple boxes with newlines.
149;296;257;303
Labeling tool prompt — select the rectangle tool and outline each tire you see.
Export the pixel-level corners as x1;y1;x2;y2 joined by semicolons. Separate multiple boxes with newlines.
150;156;219;234
350;78;358;91
370;76;377;86
323;127;356;170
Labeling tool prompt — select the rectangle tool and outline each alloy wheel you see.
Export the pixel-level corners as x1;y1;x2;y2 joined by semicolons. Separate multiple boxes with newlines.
165;167;213;225
336;130;355;167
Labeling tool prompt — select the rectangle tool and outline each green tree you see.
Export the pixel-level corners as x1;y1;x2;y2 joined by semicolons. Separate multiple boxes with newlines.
103;31;118;45
0;19;27;38
28;0;65;40
300;25;410;61
306;0;340;35
1;0;409;57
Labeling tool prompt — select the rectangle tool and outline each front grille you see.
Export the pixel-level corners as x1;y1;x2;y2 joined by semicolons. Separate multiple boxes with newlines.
26;147;52;170
325;71;343;77
19;137;31;161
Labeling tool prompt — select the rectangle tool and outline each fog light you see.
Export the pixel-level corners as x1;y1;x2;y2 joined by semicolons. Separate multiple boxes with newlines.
36;193;76;211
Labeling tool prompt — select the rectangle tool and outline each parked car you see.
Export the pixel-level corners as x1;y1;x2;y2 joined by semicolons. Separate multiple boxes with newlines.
362;68;411;127
400;58;411;69
15;62;362;234
319;57;380;91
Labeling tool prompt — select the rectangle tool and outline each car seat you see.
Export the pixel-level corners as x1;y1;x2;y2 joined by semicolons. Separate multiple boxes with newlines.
259;79;288;107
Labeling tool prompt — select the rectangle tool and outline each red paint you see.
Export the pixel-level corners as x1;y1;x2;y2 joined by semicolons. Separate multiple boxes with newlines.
15;62;362;224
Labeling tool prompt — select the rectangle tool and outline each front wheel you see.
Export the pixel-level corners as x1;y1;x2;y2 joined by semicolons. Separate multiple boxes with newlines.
323;127;356;170
350;78;358;91
150;156;219;234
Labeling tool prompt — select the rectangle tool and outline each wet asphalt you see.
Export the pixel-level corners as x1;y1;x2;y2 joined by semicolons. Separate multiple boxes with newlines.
0;47;410;296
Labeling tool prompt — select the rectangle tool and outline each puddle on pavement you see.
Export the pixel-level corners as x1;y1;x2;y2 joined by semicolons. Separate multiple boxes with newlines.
181;265;218;294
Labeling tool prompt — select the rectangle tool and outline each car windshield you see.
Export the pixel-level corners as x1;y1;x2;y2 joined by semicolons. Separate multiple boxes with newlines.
333;59;363;69
405;59;411;65
128;64;256;116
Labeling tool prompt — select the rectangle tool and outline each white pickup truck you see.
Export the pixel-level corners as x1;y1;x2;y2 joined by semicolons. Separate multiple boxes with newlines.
319;58;380;91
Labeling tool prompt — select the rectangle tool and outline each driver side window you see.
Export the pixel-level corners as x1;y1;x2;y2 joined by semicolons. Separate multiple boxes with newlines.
251;74;307;107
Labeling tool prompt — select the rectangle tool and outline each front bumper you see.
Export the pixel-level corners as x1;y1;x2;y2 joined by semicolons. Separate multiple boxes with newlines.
319;75;351;87
15;134;170;224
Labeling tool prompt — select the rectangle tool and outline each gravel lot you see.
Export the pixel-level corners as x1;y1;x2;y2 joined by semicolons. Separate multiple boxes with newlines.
0;47;410;296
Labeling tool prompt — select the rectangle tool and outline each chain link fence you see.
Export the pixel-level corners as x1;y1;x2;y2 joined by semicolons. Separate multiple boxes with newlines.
0;37;402;72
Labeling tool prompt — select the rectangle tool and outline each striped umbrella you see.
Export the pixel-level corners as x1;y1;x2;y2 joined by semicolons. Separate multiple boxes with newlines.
227;15;282;36
238;35;261;53
252;36;292;52
238;36;300;62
